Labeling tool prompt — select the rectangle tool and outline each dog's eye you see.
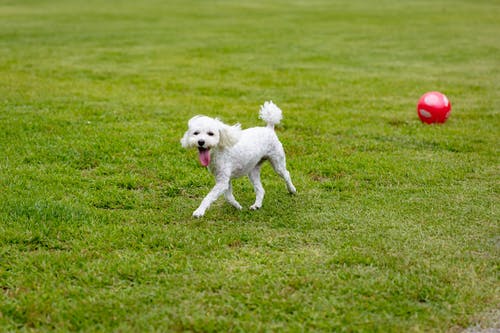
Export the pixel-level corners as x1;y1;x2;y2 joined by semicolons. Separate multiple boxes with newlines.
208;132;214;136
194;131;200;135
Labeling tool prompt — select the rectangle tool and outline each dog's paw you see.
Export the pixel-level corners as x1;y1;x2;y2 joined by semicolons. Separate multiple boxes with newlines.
249;204;261;211
192;209;205;218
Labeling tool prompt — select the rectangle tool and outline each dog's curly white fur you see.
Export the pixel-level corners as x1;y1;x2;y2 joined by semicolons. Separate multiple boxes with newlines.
181;101;297;218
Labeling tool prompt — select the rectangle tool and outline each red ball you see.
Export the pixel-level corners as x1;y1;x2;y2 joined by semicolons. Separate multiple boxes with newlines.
417;91;451;124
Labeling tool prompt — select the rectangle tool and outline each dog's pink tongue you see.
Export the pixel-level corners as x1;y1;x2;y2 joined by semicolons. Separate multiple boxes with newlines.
198;149;211;167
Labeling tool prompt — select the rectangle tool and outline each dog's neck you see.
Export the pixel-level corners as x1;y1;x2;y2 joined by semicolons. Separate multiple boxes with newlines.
206;147;228;173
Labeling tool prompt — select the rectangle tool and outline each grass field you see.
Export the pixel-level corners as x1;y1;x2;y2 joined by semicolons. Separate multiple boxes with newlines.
0;0;499;331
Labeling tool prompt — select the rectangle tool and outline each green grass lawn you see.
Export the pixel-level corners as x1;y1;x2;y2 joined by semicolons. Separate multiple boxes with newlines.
0;0;499;331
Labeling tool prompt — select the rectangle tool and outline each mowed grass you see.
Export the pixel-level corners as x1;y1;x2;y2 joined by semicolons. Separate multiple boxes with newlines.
0;0;499;331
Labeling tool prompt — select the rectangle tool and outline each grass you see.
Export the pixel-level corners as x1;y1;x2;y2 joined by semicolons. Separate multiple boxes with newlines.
0;0;499;331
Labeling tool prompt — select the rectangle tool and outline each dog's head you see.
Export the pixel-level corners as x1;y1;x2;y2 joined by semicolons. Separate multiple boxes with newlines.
180;115;242;166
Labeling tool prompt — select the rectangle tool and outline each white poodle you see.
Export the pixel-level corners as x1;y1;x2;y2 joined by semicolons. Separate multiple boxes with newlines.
180;101;297;218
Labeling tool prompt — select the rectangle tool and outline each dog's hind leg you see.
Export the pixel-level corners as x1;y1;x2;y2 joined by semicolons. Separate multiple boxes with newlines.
269;152;297;194
248;165;265;210
224;182;242;210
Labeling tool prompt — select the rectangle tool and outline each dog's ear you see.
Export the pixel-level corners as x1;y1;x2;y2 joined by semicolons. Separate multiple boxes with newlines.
218;123;241;149
180;131;190;148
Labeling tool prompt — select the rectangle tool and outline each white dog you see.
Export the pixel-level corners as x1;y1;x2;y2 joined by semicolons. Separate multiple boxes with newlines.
180;101;297;218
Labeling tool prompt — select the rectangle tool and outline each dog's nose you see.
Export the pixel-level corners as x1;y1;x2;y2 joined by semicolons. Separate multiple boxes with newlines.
198;139;205;147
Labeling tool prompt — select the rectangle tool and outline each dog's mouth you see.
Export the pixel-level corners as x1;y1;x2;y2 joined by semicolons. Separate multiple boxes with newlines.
198;147;211;167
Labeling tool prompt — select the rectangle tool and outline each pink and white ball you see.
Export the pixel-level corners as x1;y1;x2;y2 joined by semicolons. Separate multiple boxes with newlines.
417;91;451;124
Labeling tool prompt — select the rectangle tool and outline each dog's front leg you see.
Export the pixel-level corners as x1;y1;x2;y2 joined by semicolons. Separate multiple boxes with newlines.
193;178;230;218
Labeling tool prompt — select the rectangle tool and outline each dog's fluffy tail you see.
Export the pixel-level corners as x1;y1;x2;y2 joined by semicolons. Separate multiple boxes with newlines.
259;101;283;130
